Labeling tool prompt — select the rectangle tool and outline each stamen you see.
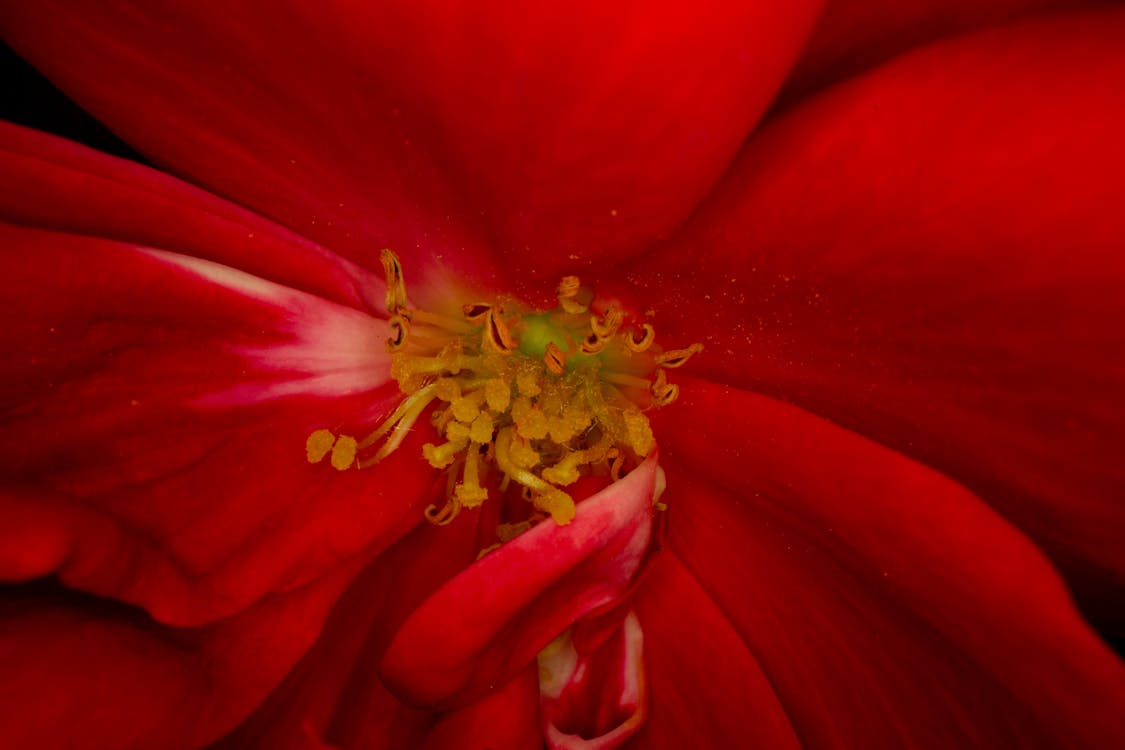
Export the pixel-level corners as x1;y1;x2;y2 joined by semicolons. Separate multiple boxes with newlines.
379;249;409;313
656;343;704;369
625;324;656;353
650;369;679;407
544;342;567;375
591;306;624;340
387;314;410;351
483;308;517;354
495;428;575;525
308;254;702;535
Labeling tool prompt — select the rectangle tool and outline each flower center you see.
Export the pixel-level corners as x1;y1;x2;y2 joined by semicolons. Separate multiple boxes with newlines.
306;250;700;530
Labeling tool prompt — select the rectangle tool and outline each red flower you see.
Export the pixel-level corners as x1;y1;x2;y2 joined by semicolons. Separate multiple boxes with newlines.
2;1;1125;748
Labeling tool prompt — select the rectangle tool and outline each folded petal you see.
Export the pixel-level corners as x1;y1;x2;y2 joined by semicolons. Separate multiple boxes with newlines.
0;0;821;275
643;8;1125;623
778;0;1099;105
657;382;1125;747
382;455;659;709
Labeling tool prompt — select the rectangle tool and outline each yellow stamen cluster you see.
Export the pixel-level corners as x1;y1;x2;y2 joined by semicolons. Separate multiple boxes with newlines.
306;250;700;530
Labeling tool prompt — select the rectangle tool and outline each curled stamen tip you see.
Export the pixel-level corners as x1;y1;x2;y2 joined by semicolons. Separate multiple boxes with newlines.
625;323;656;353
656;342;704;368
556;276;581;298
379;248;408;314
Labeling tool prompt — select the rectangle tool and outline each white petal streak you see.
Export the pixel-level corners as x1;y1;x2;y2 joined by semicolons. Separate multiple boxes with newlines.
141;248;391;404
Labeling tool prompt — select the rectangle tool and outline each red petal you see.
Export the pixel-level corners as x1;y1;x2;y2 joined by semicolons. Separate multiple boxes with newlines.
0;553;365;748
778;0;1098;105
0;218;434;626
657;382;1125;747
644;8;1125;623
0;123;382;311
213;508;502;749
630;555;800;750
382;455;659;709
0;0;821;276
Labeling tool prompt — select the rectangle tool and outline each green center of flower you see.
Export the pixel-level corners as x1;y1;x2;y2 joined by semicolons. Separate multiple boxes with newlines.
306;250;700;532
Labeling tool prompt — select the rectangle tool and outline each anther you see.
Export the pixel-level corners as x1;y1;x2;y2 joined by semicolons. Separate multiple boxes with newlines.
650;369;679;407
591;306;624;340
544;342;567;375
625;324;656;353
483;308;517;354
379;249;409;314
387;314;410;351
580;332;607;355
656;342;703;369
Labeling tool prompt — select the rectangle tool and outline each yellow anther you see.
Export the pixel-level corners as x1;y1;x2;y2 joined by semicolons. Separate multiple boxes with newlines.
544;341;567;376
454;445;488;509
470;412;494;444
446;421;471;442
625;324;656;353
622;408;655;457
330;435;358;470
541;451;584;486
434;377;462;402
451;389;485;423
656;342;703;368
650;369;679;407
534;490;576;525
494;429;575;525
547;405;592;444
309;251;700;527
484;377;512;412
512;397;549;440
516;369;542;397
379;249;409;314
423;438;468;469
305;429;336;463
508;432;541;469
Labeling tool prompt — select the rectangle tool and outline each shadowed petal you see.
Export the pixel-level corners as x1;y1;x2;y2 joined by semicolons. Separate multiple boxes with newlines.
776;0;1106;105
0;0;822;275
643;7;1125;624
656;381;1125;747
0;553;368;749
630;554;801;750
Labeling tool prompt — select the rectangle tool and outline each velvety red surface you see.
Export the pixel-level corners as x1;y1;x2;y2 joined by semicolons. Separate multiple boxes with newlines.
1;1;1123;748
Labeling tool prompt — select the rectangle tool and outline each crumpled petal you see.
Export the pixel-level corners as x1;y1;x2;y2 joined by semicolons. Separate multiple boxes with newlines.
382;455;660;710
0;0;822;276
656;381;1125;747
642;7;1125;625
